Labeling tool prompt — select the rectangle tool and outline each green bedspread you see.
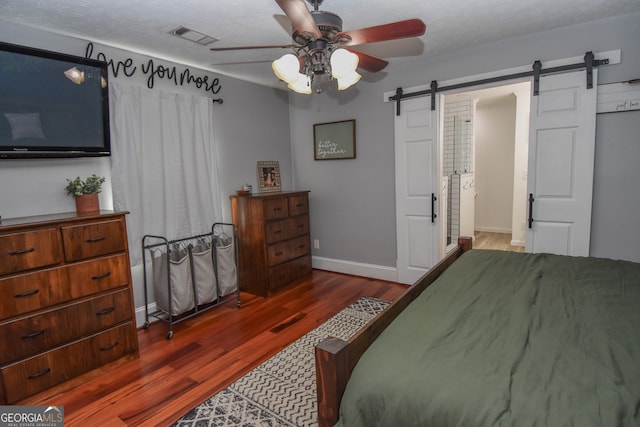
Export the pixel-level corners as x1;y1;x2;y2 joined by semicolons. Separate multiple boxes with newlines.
337;250;640;426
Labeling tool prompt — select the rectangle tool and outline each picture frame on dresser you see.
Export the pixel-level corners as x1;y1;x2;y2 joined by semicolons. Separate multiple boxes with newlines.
257;160;282;193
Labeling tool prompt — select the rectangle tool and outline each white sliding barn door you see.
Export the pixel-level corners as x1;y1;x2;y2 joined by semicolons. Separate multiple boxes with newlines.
395;95;439;284
526;70;597;256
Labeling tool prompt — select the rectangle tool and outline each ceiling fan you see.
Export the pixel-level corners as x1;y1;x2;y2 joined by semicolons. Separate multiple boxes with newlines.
210;0;426;93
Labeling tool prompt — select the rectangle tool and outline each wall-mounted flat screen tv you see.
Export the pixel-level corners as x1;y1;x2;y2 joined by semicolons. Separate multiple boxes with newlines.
0;41;110;159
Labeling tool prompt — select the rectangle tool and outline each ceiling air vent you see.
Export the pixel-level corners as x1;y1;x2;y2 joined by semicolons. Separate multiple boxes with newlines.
169;26;218;46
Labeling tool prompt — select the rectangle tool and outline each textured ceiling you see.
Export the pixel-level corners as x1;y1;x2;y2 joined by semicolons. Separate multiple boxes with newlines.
1;0;639;89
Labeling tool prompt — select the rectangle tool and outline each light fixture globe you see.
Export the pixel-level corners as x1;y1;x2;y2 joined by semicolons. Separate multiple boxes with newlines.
288;74;312;94
272;53;301;84
330;49;359;79
337;71;361;91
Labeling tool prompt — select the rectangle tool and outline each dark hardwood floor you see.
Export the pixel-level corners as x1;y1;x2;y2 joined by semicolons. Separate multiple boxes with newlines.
18;269;407;426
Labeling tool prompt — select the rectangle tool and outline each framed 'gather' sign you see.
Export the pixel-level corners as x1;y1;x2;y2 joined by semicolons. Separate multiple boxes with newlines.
313;119;356;160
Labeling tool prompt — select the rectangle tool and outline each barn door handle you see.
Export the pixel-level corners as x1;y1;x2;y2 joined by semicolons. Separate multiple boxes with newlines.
431;193;438;223
528;193;535;228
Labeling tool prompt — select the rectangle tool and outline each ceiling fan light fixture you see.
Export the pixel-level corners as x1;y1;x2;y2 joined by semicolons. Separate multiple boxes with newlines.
330;48;358;79
337;71;361;91
288;74;312;94
272;53;301;84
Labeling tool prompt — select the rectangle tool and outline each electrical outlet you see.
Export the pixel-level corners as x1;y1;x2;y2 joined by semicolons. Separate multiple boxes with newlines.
313;239;320;249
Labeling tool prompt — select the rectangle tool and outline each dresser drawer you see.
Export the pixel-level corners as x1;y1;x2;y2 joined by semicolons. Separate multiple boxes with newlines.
0;323;137;403
288;194;309;216
0;288;132;365
62;219;126;261
267;235;310;267
0;228;62;275
0;254;130;321
268;256;312;291
263;198;289;221
265;215;310;244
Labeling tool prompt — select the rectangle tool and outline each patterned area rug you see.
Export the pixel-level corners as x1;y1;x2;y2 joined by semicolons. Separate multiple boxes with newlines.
172;296;390;427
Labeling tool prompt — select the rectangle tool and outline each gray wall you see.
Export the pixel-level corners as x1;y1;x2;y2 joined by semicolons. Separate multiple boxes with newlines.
591;110;640;261
289;84;398;269
290;11;640;266
475;95;516;234
212;79;292;222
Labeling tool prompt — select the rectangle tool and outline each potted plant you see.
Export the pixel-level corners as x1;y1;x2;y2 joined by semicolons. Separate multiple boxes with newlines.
65;174;106;214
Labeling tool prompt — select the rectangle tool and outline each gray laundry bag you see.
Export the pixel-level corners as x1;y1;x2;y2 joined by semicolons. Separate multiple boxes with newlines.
151;244;195;316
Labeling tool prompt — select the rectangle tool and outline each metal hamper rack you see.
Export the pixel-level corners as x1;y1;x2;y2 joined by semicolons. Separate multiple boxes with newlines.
141;222;240;339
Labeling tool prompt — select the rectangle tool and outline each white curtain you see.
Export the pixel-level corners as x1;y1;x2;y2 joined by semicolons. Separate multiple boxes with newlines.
109;81;222;266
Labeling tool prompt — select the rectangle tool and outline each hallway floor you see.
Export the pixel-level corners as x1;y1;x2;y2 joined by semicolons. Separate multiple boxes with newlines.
473;231;525;252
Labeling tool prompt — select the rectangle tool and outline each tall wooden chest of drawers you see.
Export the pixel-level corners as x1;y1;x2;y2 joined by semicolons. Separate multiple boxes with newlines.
230;191;312;296
0;211;139;403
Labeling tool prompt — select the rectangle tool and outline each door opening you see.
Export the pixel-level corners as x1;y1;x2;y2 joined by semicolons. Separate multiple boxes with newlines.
441;81;531;254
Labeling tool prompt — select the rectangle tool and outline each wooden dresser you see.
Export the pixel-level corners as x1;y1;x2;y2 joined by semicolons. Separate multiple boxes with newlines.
230;191;312;296
0;211;139;404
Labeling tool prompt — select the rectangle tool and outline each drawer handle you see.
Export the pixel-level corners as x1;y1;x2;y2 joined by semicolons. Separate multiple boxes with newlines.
27;368;51;379
296;203;303;207
273;207;282;212
14;289;40;298
85;236;106;243
22;329;46;339
274;230;282;234
9;247;35;256
275;251;284;256
96;306;116;316
297;224;304;229
91;271;112;280
100;341;120;351
299;244;306;249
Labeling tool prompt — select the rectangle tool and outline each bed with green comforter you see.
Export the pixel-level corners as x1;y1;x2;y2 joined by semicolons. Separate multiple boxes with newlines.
336;250;640;426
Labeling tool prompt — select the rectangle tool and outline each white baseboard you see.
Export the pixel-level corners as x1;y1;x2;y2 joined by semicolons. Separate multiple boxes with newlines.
134;258;398;326
475;226;512;234
511;240;525;247
312;256;398;282
135;302;157;328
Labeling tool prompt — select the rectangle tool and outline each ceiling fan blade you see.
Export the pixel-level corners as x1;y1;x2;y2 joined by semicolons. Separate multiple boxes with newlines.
336;19;426;46
347;48;389;73
275;0;321;40
210;44;297;51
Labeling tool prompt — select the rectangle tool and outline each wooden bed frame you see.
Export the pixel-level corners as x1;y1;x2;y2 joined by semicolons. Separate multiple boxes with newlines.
314;237;473;427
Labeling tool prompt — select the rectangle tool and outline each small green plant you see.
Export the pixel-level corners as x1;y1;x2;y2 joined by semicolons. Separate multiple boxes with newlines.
65;174;106;197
